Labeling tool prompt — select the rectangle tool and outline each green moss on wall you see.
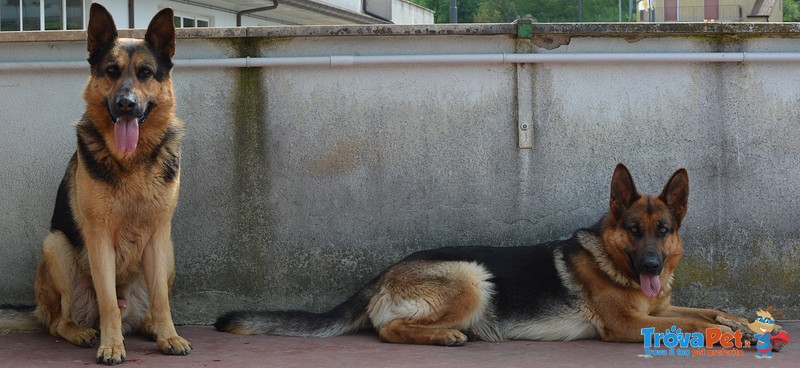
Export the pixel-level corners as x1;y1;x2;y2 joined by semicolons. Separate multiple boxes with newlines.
220;38;275;294
674;240;800;318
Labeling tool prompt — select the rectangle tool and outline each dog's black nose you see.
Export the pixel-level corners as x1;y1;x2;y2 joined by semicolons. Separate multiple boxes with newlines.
641;257;661;273
116;94;136;113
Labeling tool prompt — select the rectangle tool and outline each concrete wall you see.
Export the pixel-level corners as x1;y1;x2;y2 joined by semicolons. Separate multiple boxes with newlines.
0;23;799;324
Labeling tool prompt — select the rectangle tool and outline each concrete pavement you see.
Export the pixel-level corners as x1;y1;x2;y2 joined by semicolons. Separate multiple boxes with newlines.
1;322;796;367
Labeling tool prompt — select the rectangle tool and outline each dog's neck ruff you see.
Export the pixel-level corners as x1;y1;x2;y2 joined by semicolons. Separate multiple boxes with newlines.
576;231;633;288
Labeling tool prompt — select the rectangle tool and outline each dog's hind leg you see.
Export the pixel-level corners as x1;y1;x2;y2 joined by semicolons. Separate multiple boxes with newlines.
378;319;470;346
368;261;495;346
137;300;157;341
35;232;99;347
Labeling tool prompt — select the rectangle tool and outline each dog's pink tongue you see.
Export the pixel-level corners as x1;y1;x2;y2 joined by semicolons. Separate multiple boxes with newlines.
118;299;127;309
114;116;139;153
639;274;661;298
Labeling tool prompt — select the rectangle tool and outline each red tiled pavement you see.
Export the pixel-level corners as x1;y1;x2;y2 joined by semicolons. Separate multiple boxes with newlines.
1;322;797;367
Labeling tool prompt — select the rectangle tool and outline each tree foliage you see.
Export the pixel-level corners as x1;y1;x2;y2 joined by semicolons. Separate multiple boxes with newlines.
474;0;518;23
785;0;800;21
408;0;631;23
408;0;481;23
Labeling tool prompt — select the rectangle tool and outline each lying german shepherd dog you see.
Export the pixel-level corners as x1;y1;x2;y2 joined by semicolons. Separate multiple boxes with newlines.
0;4;190;364
216;164;746;345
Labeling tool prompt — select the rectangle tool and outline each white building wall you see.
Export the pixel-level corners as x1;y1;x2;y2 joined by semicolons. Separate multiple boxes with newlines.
163;0;234;28
88;0;431;28
392;0;433;24
90;0;130;27
319;0;362;13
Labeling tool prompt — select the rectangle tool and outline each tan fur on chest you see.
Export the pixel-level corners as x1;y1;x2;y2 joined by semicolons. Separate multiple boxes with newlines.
571;249;672;308
71;155;179;277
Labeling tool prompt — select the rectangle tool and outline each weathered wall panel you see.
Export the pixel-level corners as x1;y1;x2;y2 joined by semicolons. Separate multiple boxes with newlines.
1;24;798;323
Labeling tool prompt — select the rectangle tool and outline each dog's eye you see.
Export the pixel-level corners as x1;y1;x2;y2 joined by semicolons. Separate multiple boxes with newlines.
105;65;120;77
138;68;153;79
659;226;669;234
629;225;639;234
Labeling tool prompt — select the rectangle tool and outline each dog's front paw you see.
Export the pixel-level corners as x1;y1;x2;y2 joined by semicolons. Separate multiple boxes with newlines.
157;335;192;356
716;315;756;342
96;342;126;365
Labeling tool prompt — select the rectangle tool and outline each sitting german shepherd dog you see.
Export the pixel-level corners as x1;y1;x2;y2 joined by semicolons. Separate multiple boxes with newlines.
0;4;190;365
216;164;746;345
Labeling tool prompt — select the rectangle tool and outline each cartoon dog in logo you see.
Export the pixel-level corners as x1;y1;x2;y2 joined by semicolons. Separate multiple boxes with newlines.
749;309;791;358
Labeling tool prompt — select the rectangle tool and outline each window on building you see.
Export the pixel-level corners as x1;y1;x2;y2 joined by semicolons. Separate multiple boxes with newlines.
1;0;83;32
174;14;209;28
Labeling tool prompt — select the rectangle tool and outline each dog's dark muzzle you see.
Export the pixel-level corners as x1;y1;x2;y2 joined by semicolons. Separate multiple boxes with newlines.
630;245;665;298
105;90;150;124
105;92;154;125
631;246;664;276
115;92;138;118
102;88;153;154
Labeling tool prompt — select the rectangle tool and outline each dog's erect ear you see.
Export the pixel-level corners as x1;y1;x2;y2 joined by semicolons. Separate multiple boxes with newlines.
609;163;640;221
145;8;176;61
87;3;118;67
658;168;689;228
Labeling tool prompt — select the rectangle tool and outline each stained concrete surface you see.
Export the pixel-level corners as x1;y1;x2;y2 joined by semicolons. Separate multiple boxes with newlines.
0;322;796;367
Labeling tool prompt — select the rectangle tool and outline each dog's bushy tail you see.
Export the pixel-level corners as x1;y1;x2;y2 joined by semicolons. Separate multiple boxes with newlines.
214;276;381;337
0;305;41;335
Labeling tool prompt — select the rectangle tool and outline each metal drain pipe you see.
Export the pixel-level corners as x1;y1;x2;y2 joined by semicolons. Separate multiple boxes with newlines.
237;1;279;27
3;52;800;71
142;52;800;67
